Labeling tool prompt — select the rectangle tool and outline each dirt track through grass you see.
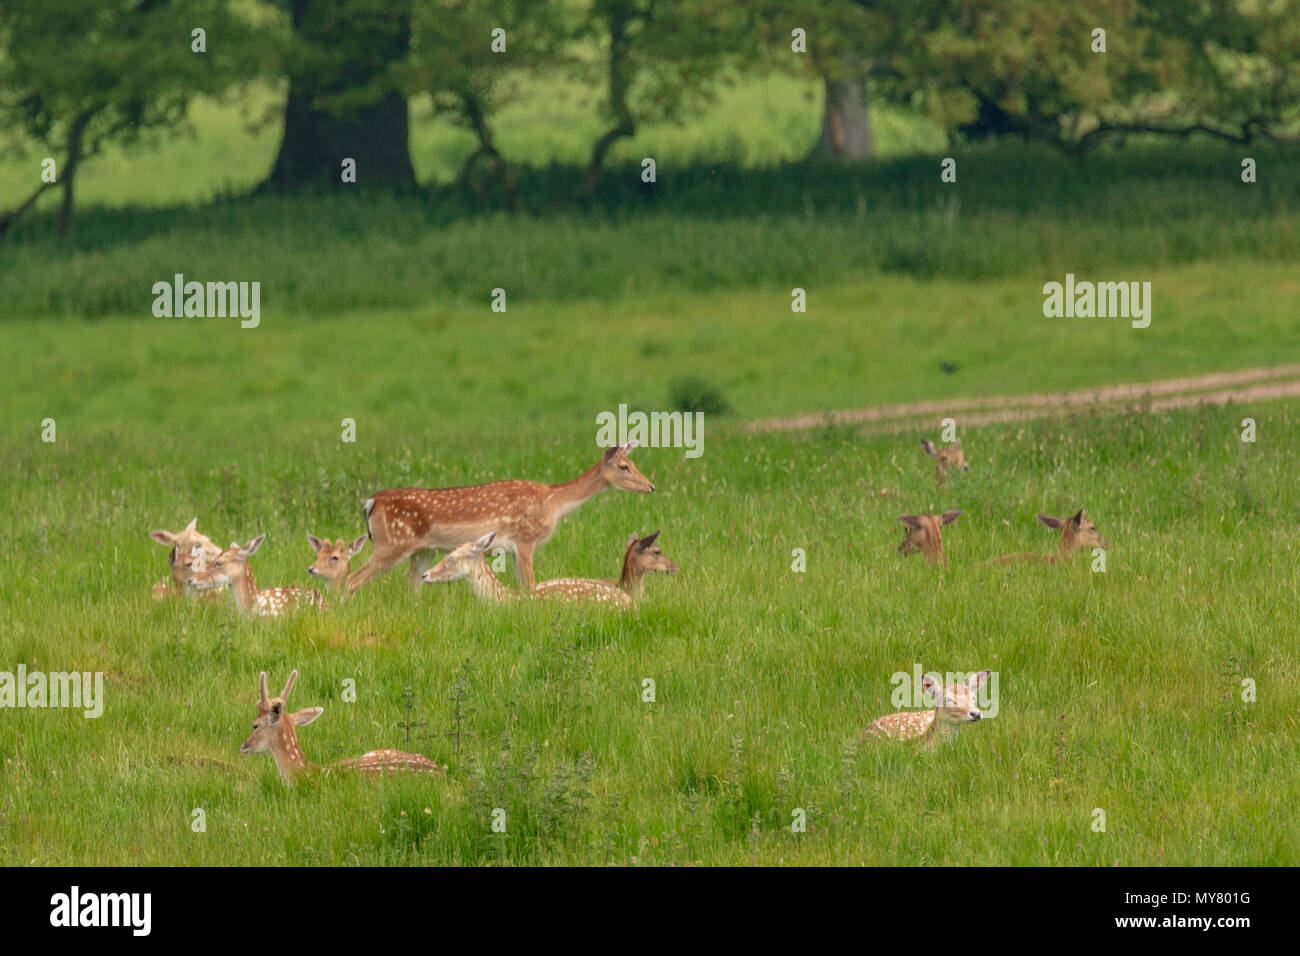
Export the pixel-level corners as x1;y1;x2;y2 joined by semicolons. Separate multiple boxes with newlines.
748;364;1300;434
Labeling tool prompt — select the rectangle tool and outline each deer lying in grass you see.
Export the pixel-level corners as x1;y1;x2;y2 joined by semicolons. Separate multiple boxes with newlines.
897;510;964;565
865;670;991;748
348;443;654;594
992;509;1108;565
242;670;441;782
149;518;224;600
306;534;369;595
188;535;324;616
533;530;679;603
921;438;969;485
421;531;666;608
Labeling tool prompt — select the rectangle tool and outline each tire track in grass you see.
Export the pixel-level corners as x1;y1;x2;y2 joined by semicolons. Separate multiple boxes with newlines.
747;365;1300;435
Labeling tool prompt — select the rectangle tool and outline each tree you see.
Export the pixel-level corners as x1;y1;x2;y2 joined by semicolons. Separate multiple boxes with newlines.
263;0;416;189
0;0;253;235
410;0;573;209
913;0;1300;154
574;0;743;196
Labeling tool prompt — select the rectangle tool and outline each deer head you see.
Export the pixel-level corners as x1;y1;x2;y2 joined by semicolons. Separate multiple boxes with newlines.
921;438;969;482
188;534;265;592
307;534;368;588
897;510;963;565
620;530;679;593
599;442;655;493
1037;509;1108;557
149;518;223;589
241;670;323;778
922;670;990;730
421;532;497;585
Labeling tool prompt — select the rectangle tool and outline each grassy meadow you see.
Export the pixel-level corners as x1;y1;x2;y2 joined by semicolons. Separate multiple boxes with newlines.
1;78;1298;866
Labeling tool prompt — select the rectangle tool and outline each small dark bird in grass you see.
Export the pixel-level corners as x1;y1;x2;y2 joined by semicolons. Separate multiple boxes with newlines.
940;361;960;375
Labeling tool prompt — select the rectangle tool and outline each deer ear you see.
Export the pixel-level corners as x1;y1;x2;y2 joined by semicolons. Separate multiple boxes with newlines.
920;439;938;459
348;534;369;557
1036;514;1062;529
292;706;323;726
241;534;266;557
940;509;964;525
1070;509;1085;527
627;532;639;547
921;674;938;697
307;534;324;553
473;531;497;552
967;669;991;691
150;530;177;545
624;441;639;454
638;530;661;549
269;701;285;725
898;515;921;529
184;518;199;533
602;445;619;462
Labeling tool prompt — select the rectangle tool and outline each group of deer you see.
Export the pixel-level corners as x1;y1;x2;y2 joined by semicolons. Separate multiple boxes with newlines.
896;437;1108;567
150;443;679;619
872;436;1112;747
149;444;682;781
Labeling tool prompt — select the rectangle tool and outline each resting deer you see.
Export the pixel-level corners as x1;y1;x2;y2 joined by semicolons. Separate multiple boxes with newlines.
865;670;991;748
242;670;441;782
188;535;324;616
993;509;1108;565
921;438;969;485
149;518;224;600
897;510;964;565
348;443;654;594
533;529;679;603
419;532;524;604
307;534;369;594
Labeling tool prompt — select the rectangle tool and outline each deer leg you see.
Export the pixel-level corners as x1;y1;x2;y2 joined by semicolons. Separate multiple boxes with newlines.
346;546;407;595
514;542;536;590
405;548;437;591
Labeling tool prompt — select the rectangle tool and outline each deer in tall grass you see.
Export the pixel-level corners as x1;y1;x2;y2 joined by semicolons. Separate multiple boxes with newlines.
188;535;324;616
992;509;1108;565
306;534;369;595
865;670;991;748
897;510;964;565
241;670;442;782
921;438;969;485
348;443;654;594
533;529;679;603
149;518;224;600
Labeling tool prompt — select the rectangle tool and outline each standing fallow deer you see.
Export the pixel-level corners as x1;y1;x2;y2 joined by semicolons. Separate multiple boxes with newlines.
921;438;969;485
188;535;324;616
533;529;679;603
897;509;964;566
992;509;1108;565
149;518;224;600
242;670;442;782
306;534;369;594
865;670;991;748
348;443;655;594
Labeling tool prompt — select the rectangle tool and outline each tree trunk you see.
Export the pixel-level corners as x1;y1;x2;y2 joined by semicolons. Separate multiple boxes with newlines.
814;59;873;161
265;0;415;189
57;110;92;236
579;5;636;198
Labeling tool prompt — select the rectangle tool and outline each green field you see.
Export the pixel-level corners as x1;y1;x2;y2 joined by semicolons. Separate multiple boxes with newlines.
2;76;1299;867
